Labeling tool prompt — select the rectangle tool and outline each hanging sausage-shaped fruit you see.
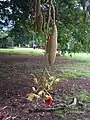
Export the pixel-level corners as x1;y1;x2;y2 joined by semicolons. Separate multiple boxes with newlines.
48;24;57;66
35;0;43;31
46;0;58;66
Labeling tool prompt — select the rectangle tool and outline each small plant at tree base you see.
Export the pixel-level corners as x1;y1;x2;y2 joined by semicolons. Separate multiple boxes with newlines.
27;68;60;105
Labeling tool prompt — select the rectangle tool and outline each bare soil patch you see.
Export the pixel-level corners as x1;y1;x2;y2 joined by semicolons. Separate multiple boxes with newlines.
0;54;90;120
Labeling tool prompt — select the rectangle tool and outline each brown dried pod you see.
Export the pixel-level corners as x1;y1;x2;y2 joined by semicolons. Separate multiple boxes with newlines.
36;13;43;30
48;24;57;66
35;0;43;31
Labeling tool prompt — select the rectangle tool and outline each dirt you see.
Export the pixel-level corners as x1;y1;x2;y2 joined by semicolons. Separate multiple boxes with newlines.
0;54;90;120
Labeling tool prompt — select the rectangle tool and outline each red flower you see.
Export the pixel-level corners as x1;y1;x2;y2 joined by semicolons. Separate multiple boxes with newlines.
44;96;53;105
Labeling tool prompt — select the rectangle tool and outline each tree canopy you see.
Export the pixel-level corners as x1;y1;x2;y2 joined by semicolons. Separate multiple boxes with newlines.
0;0;90;52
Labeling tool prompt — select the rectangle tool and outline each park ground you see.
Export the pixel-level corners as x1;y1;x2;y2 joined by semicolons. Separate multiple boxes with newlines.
0;48;90;120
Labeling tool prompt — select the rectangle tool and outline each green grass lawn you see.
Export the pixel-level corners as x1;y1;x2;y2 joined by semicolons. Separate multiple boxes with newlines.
0;48;45;55
59;62;90;78
65;52;90;62
58;53;90;78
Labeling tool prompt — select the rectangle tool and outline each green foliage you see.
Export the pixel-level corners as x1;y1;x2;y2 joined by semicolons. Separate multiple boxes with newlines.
0;30;8;39
0;0;90;52
0;30;8;48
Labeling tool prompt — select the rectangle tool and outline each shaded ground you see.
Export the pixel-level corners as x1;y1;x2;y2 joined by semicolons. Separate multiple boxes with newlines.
0;54;90;120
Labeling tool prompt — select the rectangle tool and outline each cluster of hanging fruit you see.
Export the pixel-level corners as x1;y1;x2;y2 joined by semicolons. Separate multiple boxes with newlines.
35;0;58;66
27;69;60;105
27;0;58;105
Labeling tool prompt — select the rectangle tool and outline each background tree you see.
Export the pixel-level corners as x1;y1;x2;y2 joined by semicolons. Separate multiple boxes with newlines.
0;0;90;53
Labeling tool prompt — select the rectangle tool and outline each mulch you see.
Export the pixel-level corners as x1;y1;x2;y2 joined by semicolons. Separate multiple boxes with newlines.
0;54;90;120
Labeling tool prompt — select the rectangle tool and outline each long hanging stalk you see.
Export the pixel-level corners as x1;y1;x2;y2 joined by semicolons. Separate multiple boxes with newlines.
47;2;52;33
51;1;56;25
35;0;40;16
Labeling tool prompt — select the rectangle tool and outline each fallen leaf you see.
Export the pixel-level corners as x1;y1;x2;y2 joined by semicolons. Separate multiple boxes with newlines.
27;93;35;101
